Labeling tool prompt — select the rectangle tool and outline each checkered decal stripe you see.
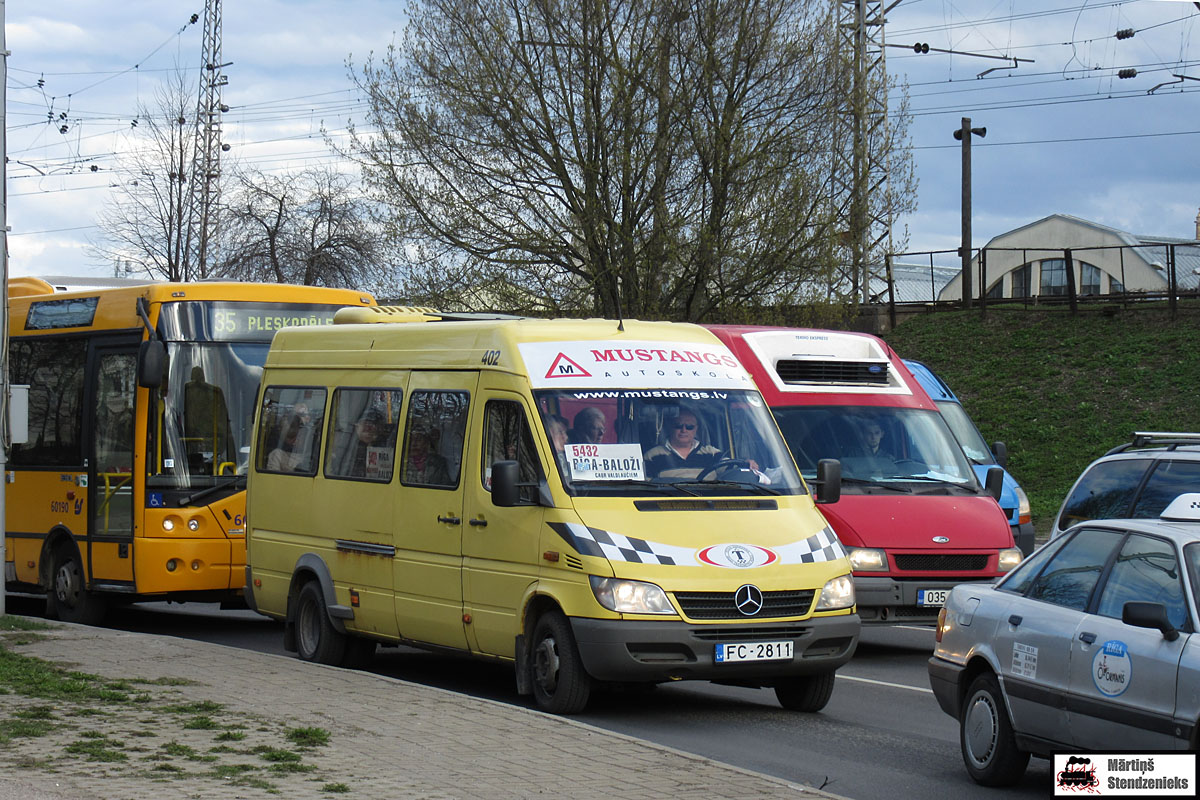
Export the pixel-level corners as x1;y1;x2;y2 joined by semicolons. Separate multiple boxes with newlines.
547;522;698;566
547;523;845;566
776;527;846;564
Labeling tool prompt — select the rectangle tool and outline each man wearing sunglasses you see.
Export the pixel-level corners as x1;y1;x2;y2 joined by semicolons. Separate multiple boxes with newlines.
644;410;725;480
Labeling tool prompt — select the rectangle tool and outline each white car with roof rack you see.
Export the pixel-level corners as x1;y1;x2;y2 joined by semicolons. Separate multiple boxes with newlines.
1052;431;1200;538
928;492;1200;786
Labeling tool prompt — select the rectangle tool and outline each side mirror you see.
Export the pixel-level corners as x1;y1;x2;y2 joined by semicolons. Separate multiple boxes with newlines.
985;466;1004;501
491;460;519;507
1123;601;1179;642
814;458;841;505
138;340;166;388
991;441;1008;468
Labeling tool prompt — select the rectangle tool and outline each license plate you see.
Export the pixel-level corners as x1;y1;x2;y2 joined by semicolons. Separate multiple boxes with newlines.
918;589;949;607
715;641;793;663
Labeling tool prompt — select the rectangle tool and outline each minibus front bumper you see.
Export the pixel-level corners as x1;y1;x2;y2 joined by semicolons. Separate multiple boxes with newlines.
570;614;860;683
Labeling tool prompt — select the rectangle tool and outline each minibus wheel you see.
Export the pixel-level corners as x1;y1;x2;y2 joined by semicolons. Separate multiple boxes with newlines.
530;610;591;714
295;580;347;665
774;671;835;712
46;543;107;626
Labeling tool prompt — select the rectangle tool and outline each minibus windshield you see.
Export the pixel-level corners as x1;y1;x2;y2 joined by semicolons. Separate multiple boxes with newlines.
771;405;977;487
534;389;806;496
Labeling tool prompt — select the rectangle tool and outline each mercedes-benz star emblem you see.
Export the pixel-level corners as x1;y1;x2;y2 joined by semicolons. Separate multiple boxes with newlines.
734;584;764;616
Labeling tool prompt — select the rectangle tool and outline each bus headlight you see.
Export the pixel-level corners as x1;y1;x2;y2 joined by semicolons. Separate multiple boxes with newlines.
847;547;888;571
816;574;856;611
589;576;676;615
998;548;1023;572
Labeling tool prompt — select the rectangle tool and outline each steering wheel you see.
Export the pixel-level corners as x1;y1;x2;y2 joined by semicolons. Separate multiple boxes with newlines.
695;459;752;481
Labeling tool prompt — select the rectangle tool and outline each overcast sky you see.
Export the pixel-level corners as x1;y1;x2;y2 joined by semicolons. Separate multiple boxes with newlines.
5;0;1199;280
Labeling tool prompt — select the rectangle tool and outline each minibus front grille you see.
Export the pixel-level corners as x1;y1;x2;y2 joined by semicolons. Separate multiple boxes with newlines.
673;590;815;620
689;625;811;641
894;554;989;571
775;359;889;386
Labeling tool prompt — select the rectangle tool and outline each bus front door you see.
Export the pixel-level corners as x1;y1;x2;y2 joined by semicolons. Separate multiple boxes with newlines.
88;346;138;588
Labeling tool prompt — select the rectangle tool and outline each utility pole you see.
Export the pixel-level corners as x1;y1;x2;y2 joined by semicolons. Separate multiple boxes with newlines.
832;0;896;303
1;0;8;617
186;0;229;280
954;117;985;309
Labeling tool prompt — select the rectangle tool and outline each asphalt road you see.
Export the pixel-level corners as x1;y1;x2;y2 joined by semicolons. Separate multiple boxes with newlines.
5;595;1056;800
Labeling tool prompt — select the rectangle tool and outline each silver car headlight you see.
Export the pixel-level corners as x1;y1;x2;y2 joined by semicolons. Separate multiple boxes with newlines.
847;547;888;571
589;576;676;615
998;547;1023;572
816;574;855;611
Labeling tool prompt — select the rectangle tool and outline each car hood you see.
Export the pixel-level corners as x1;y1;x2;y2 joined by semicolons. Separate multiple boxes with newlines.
818;493;1014;550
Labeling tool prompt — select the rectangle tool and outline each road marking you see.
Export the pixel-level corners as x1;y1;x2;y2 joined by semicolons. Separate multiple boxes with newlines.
840;674;933;694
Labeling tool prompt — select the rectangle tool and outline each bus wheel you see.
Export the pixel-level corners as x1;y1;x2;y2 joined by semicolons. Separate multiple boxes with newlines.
774;671;836;712
47;545;107;626
529;610;591;714
294;581;347;665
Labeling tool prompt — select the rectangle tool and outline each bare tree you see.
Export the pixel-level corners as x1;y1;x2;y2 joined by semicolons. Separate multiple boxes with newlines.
92;68;199;281
216;167;383;289
343;0;896;320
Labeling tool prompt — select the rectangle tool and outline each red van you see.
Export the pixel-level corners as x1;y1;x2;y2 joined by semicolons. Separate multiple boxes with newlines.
707;326;1021;624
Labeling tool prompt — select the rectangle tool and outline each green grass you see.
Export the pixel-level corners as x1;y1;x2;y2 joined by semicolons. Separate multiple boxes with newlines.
884;304;1200;537
286;726;330;748
0;647;132;704
0;616;53;632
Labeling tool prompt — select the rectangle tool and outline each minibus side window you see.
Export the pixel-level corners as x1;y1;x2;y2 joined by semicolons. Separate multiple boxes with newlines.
324;388;403;482
257;386;326;475
482;400;540;503
402;390;469;489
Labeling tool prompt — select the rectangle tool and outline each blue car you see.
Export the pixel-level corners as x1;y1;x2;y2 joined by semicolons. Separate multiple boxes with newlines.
903;360;1034;555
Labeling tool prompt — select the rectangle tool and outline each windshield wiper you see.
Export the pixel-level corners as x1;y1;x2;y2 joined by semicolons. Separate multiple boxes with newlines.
672;480;781;495
179;474;246;506
572;479;700;496
836;476;913;493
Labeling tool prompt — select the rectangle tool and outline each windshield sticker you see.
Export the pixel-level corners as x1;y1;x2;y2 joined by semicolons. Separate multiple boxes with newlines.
698;544;778;569
547;524;846;566
520;340;753;390
566;444;645;481
1012;642;1038;679
1092;640;1131;697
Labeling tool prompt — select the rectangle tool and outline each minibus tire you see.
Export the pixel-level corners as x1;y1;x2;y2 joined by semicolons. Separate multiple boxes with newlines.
960;672;1030;786
46;543;107;626
774;671;835;712
530;610;591;714
295;580;347;665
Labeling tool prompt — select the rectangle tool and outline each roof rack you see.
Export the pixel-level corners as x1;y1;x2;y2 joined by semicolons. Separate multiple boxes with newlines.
333;306;527;325
1104;431;1200;456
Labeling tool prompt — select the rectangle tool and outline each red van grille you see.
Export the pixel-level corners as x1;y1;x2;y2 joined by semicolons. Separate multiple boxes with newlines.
673;590;816;620
894;554;989;571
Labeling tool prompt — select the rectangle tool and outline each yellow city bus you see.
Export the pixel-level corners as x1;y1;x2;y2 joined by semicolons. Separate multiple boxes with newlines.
5;277;374;623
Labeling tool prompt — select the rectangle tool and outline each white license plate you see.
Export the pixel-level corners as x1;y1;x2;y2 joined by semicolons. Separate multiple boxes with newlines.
918;589;949;607
715;641;793;663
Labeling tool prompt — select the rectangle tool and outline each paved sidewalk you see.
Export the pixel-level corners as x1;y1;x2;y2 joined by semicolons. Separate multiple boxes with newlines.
0;620;846;800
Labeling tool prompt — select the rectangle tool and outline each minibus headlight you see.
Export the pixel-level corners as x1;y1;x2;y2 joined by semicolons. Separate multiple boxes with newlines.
998;548;1023;572
847;547;888;571
589;576;676;615
816;574;855;611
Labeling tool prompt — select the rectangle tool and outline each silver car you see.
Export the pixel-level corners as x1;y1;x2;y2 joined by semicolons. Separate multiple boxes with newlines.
928;492;1200;786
